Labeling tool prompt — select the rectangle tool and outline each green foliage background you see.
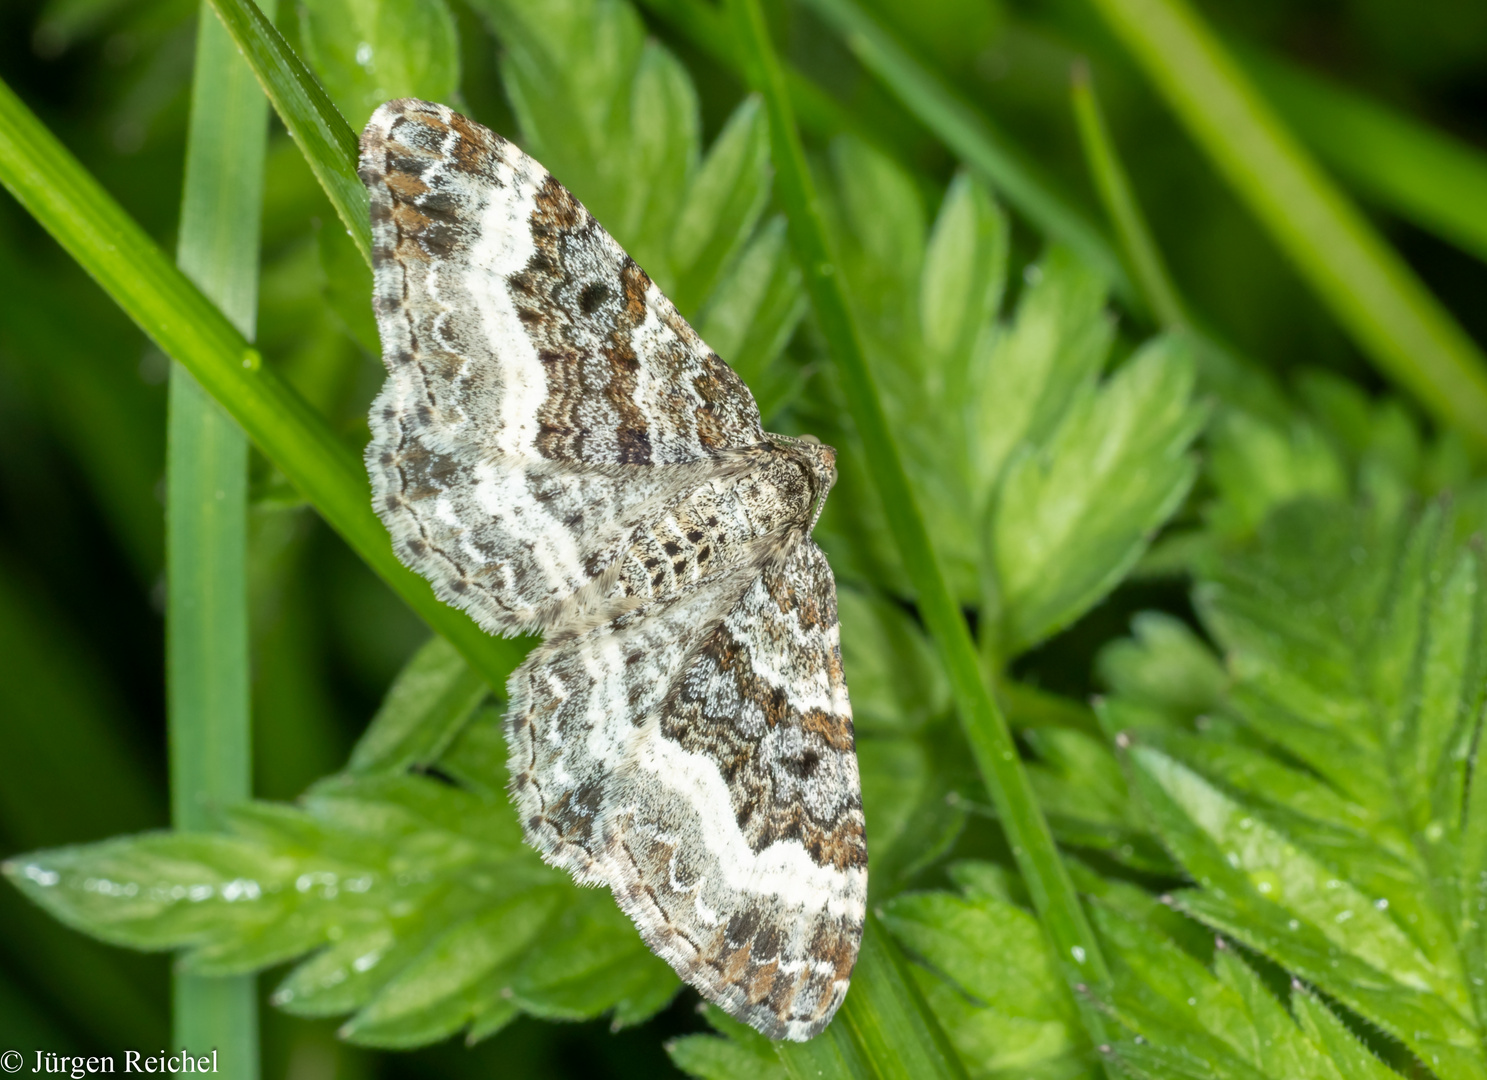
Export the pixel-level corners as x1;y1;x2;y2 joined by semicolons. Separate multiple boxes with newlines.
1;0;1487;1076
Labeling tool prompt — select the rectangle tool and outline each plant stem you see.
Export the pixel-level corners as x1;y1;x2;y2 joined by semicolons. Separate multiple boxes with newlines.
1087;0;1487;452
729;0;1114;1067
0;75;530;693
1070;62;1187;329
168;1;276;1072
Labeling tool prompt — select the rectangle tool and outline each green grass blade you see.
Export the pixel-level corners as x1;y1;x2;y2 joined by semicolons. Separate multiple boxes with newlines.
204;0;371;264
168;5;273;1070
1070;63;1186;328
1240;47;1487;266
0;74;528;693
797;0;1129;299
1086;0;1487;453
730;0;1113;1067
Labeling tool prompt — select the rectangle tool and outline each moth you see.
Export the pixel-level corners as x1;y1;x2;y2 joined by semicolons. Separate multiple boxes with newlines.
359;99;865;1040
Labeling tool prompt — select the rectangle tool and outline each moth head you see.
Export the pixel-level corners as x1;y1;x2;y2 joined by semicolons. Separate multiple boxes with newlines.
772;432;837;532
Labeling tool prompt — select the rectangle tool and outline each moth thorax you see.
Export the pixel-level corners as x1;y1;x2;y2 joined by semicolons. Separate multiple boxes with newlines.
733;452;822;537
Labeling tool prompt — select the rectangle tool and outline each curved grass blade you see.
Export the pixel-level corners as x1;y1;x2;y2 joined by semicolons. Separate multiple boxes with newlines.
0;75;528;692
729;0;1114;1070
1086;0;1487;453
1239;46;1487;267
1070;62;1186;329
204;0;371;264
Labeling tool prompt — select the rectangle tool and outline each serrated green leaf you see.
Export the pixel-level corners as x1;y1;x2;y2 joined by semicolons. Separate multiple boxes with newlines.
970;246;1112;497
341;887;560;1046
297;0;460;129
348;634;491;776
1095;611;1228;722
666;96;770;313
474;0;801;411
829;136;925;353
881;889;1085;1077
670;1030;790;1080
1131;727;1382;842
1211;948;1315;1078
1290;989;1399;1080
4;832;301;954
883;892;1076;1030
919;172;1006;388
1131;747;1453;1006
1024;728;1173;874
991;335;1203;653
480;0;646;220
1092;893;1389;1080
693;214;806;418
617;43;698;275
509;888;678;1025
272;925;402;1016
669;1003;790;1080
1203;408;1349;541
1175;888;1479;1079
1104;1034;1270;1080
857;734;967;893
2;702;673;1047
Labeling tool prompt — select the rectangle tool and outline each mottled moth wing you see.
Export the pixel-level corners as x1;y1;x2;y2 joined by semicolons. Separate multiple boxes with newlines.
360;98;766;635
510;541;865;1040
359;98;865;1041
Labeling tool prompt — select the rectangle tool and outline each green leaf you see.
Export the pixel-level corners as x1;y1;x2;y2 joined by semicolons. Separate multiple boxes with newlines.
881;885;1087;1077
693;215;806;420
670;1006;791;1080
667;95;771;316
508;887;678;1026
813;138;1202;629
991;335;1203;654
314;216;378;354
857;733;968;893
1203;409;1349;541
339;888;558;1046
971;246;1112;498
919;171;1006;392
296;0;460;129
1;699;681;1047
1104;495;1487;1078
837;587;949;735
348;634;490;776
1023;728;1173;874
1095;611;1228;722
1090;890;1395;1080
829;135;926;358
1291;988;1400;1080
